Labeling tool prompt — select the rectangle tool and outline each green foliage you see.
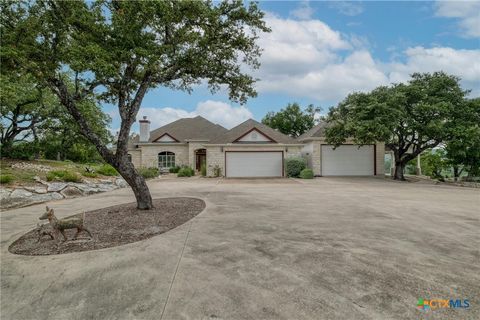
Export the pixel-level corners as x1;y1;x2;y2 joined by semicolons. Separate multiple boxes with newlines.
445;98;480;178
325;72;473;180
213;165;222;177
0;175;14;184
262;103;321;137
2;0;269;208
200;163;207;177
46;170;82;182
299;168;314;179
285;157;306;178
138;167;160;179
82;171;98;178
96;164;118;176
420;149;448;180
177;167;195;177
169;166;181;173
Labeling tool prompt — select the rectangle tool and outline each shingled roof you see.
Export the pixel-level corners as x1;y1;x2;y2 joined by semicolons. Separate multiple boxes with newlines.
145;116;227;142
297;120;329;141
208;119;299;144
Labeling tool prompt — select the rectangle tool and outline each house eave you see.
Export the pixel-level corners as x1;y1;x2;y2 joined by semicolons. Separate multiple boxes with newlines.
202;143;305;147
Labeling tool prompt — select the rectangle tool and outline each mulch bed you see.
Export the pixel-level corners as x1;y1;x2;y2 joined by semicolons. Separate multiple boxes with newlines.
9;197;205;256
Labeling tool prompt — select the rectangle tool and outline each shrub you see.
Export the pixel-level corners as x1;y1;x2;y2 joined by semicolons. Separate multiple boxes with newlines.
299;168;314;179
200;163;206;177
169;166;181;173
96;164;118;176
0;175;14;184
213;165;222;177
46;170;82;182
177;166;194;177
285;157;306;177
139;167;160;179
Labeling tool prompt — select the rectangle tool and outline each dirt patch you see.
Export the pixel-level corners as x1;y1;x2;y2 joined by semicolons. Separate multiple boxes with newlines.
9;197;205;256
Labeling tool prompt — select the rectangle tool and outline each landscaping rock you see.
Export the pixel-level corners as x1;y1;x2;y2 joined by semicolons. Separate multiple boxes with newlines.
47;183;67;192
30;192;64;203
60;186;83;198
115;179;128;188
75;184;100;195
10;189;33;198
96;184;117;192
0;188;13;200
23;186;48;194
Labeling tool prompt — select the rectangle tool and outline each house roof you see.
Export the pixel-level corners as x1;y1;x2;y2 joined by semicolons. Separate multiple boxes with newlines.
208;119;298;144
297;120;329;141
145;116;228;143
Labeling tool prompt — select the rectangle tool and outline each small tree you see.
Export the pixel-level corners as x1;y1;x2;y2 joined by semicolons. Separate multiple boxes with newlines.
325;72;472;180
262;103;321;137
2;0;269;209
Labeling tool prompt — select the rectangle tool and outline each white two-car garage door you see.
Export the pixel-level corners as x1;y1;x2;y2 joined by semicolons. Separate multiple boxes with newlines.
321;145;375;176
225;151;283;178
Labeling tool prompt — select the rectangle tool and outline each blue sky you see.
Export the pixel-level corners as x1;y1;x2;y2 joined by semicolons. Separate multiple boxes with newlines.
110;1;480;133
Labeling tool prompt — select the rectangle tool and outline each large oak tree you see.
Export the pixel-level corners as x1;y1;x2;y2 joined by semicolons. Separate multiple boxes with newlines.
261;103;321;138
1;0;269;208
325;72;473;180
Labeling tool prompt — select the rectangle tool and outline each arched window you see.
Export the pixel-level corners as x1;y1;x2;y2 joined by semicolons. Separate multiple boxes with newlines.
127;154;132;162
158;151;175;168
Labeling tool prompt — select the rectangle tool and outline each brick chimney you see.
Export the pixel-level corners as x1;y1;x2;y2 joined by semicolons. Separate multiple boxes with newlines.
139;116;150;142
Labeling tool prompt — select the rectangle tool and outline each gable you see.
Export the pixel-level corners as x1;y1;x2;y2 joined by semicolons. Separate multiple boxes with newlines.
235;128;275;143
154;133;178;142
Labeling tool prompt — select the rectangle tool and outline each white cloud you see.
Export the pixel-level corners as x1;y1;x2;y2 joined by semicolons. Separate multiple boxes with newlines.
255;14;480;102
329;1;364;16
258;50;388;101
388;47;480;86
435;1;480;38
138;100;253;130
290;1;314;20
257;14;350;78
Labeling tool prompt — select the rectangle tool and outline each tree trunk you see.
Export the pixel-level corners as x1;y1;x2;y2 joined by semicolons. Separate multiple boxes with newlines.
115;157;153;210
393;161;406;180
453;166;459;182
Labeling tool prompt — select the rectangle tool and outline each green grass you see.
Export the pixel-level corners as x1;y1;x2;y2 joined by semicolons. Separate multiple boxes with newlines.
82;171;98;178
95;164;118;176
46;170;82;182
0;159;122;186
0;174;14;184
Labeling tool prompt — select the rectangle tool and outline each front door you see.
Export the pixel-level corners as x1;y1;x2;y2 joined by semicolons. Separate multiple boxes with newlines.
195;149;206;171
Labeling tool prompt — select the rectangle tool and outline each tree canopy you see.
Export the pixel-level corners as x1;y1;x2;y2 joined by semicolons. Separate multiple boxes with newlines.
325;72;475;180
1;0;269;209
262;103;321;137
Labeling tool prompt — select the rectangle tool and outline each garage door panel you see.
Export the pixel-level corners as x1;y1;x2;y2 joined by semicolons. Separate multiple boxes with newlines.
226;152;283;177
321;145;374;176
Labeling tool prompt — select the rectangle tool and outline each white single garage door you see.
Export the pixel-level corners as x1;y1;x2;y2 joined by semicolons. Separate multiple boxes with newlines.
226;151;283;177
321;145;374;176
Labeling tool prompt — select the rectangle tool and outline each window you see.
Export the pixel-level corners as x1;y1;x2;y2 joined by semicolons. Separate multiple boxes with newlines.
158;151;175;168
127;154;132;162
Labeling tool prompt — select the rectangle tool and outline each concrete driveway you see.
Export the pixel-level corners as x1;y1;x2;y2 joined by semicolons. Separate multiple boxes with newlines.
1;177;479;320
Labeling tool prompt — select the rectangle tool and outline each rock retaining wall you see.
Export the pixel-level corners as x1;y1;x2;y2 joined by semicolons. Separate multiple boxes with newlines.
1;178;128;210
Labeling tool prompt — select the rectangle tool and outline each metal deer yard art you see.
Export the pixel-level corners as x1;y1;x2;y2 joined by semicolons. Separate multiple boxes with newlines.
39;206;92;241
